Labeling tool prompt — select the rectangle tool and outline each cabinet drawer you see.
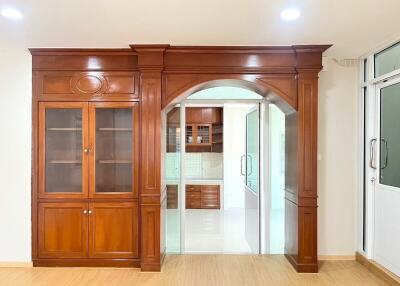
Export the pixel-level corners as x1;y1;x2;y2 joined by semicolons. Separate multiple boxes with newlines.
186;191;201;200
186;202;201;209
186;185;201;192
201;185;220;194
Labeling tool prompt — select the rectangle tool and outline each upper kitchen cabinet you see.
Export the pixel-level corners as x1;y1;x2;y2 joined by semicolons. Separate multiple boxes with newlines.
185;107;223;153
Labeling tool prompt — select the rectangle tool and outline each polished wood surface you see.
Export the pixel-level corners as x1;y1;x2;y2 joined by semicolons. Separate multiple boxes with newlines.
0;255;388;286
89;202;138;258
135;46;166;271
38;202;88;258
31;50;141;268
356;251;400;286
38;102;89;199
185;185;220;209
32;45;329;272
166;185;178;209
88;102;139;199
36;71;139;101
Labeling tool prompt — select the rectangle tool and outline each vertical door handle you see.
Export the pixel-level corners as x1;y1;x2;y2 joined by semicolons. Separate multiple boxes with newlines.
381;138;389;169
369;138;377;169
240;155;246;175
247;155;253;176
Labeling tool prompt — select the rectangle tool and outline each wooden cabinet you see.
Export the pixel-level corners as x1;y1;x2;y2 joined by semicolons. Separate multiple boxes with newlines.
166;185;178;209
36;101;139;266
39;202;138;259
185;107;223;153
89;202;138;258
201;185;220;209
38;202;88;258
185;185;220;209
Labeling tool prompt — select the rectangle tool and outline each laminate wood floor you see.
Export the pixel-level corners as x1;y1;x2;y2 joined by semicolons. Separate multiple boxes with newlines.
0;255;389;286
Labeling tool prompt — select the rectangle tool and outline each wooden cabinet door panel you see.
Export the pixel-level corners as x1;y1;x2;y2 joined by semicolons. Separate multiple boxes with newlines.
38;202;88;258
89;202;138;258
88;102;139;199
38;102;89;199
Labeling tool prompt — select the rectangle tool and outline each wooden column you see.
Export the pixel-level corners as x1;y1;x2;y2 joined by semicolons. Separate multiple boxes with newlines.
133;45;168;271
285;46;323;273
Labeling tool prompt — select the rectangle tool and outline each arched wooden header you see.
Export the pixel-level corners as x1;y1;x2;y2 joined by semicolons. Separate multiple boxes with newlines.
131;44;330;272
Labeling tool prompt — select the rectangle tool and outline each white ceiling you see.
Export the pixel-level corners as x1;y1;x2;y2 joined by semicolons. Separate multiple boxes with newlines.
1;0;399;57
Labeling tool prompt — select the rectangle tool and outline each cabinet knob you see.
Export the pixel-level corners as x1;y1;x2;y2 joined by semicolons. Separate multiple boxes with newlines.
83;210;88;214
88;210;92;214
83;148;89;153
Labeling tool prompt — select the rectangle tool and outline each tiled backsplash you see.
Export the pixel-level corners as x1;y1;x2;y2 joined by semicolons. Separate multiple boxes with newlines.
165;152;223;180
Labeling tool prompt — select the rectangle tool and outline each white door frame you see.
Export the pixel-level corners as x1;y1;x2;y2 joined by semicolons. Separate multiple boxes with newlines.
364;75;400;263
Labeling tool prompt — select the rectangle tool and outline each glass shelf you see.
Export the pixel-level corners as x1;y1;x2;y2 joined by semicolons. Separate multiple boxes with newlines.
98;128;132;131
97;160;132;164
48;160;82;164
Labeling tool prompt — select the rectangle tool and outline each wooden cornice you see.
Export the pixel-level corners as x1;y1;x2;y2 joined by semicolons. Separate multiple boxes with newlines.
29;48;137;56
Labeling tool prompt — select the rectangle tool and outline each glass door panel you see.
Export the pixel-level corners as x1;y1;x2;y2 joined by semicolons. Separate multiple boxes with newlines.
246;108;260;192
245;105;260;254
165;106;181;253
89;103;138;198
380;82;400;187
39;102;88;198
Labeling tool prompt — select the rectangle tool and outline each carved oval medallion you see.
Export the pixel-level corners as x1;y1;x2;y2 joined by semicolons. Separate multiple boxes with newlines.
75;75;103;94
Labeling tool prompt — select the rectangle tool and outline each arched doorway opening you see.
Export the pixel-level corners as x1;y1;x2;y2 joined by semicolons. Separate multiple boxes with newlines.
162;83;290;256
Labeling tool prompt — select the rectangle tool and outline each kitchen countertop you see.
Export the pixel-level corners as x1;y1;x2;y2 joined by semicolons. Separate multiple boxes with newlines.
165;178;223;185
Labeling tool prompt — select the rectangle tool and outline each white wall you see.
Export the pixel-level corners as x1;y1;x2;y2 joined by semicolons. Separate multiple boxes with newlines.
0;49;32;262
317;58;359;256
0;52;359;262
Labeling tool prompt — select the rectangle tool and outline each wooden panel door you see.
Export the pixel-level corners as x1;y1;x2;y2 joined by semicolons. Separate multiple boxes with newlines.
89;202;138;258
38;202;88;258
38;102;89;199
88;102;139;198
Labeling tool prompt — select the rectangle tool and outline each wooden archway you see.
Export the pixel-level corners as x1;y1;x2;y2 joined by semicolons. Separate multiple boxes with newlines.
132;44;330;272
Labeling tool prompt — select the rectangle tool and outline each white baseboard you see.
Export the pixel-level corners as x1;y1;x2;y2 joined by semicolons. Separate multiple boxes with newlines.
0;262;33;267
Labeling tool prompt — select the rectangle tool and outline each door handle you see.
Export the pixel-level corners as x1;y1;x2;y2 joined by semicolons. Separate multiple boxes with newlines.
247;155;253;176
369;138;377;169
240;155;246;175
381;138;388;169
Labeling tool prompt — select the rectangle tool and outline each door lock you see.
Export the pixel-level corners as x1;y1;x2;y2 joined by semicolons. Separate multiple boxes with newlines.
370;177;376;183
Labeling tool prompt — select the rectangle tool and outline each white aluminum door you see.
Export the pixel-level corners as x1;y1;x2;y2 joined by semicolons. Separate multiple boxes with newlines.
373;78;400;276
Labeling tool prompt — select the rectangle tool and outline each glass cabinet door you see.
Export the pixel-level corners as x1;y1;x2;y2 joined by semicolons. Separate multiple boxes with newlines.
39;102;89;198
89;103;138;198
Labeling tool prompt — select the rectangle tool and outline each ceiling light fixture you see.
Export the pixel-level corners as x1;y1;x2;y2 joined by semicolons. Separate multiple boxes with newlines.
280;8;300;21
1;7;23;20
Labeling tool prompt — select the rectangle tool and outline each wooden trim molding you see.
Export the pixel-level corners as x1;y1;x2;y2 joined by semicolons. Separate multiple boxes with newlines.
356;252;400;285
